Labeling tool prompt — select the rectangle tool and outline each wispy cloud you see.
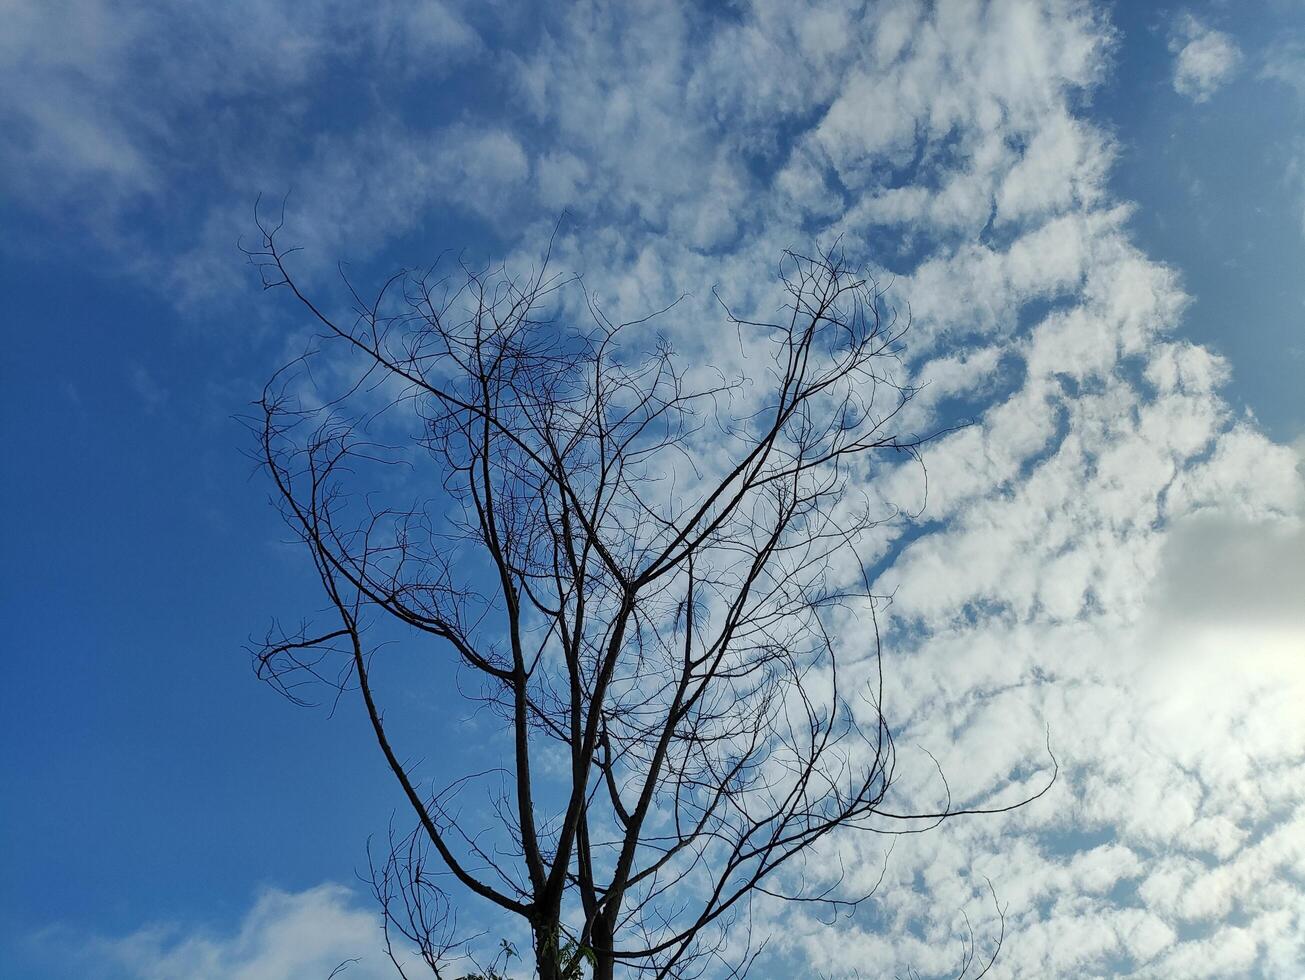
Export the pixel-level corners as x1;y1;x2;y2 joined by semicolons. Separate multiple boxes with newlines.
486;2;1304;974
49;885;390;980
1170;12;1241;103
6;0;1304;975
0;0;487;299
1262;40;1305;239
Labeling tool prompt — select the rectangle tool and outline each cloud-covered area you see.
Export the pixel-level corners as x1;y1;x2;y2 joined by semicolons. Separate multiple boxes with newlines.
69;886;394;980
5;0;1303;976
1170;13;1241;103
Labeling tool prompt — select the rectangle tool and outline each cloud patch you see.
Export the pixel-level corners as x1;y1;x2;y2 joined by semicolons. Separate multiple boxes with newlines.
1170;13;1241;103
50;885;391;980
7;1;1305;975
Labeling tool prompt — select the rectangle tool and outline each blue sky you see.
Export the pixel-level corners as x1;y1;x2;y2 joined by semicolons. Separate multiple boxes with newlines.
2;1;1304;977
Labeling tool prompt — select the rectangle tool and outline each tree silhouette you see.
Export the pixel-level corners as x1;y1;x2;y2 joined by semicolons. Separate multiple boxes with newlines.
246;211;1055;980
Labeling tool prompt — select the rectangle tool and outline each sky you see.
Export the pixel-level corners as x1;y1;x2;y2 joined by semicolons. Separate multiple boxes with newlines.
1;1;1304;977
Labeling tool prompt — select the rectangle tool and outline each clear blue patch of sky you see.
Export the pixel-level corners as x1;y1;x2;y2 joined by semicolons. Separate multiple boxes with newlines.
1;154;536;980
1098;0;1305;442
0;255;475;975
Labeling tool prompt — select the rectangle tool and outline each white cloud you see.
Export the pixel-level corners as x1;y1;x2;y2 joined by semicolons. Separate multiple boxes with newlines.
1262;40;1305;103
1170;13;1241;103
0;0;485;282
74;885;392;980
11;0;1305;975
352;1;1305;971
488;8;1305;977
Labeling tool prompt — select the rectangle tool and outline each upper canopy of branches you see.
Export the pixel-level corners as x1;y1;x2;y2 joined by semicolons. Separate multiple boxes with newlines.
245;209;1054;979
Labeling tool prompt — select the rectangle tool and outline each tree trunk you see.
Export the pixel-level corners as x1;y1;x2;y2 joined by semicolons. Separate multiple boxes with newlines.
591;915;615;980
534;916;562;980
535;942;561;980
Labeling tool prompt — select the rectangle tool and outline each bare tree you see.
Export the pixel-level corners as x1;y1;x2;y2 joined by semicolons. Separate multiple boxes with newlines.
245;211;1055;980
